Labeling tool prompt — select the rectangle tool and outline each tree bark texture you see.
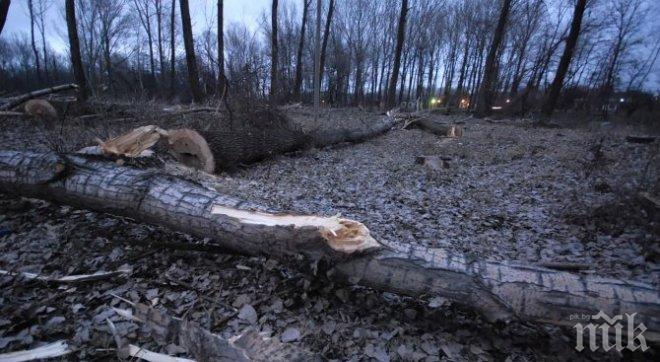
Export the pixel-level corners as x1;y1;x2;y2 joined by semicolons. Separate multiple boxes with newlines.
1;150;658;343
65;0;89;102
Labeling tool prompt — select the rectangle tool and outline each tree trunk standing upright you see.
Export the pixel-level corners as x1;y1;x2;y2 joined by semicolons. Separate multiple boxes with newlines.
65;0;88;101
541;0;587;117
386;0;408;109
217;0;226;98
28;0;42;83
155;0;166;84
270;0;279;107
474;0;512;118
0;0;9;36
169;0;176;96
179;0;204;103
313;0;320;121
293;0;310;100
319;0;334;91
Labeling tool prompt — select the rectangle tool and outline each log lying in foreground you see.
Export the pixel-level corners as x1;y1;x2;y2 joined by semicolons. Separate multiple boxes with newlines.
0;84;78;111
1;150;658;343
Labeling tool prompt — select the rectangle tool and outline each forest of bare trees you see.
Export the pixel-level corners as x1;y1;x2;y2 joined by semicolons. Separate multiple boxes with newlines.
0;0;657;117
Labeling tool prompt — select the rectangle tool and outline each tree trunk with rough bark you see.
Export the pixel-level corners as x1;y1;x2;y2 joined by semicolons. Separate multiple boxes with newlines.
1;150;658;343
65;0;89;102
293;0;310;101
474;0;512;118
270;0;279;107
387;0;408;108
179;0;204;103
319;0;334;90
541;0;587;117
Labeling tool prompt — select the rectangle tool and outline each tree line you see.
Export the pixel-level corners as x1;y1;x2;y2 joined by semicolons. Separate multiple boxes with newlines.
0;0;657;117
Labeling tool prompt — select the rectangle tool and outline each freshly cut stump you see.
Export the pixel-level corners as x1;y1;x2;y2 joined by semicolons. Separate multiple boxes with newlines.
166;129;216;173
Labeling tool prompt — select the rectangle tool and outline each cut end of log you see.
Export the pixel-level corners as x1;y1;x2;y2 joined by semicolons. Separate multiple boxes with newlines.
211;206;381;254
166;129;216;174
98;125;168;157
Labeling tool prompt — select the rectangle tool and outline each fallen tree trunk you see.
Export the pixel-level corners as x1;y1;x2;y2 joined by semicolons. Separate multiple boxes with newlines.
164;111;395;172
1;150;658;343
0;84;79;111
404;117;463;138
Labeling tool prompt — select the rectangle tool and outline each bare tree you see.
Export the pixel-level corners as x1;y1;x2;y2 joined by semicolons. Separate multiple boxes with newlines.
0;0;10;36
179;0;203;102
541;0;588;117
169;0;176;95
293;0;310;100
217;0;226;98
475;0;512;117
270;0;279;106
65;0;88;101
28;0;42;82
387;0;408;108
319;0;334;90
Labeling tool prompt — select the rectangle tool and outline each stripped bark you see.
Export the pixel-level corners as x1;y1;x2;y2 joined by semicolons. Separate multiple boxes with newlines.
0;84;78;111
1;150;658;343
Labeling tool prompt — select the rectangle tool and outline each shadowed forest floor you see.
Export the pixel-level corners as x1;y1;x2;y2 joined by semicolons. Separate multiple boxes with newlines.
0;107;658;360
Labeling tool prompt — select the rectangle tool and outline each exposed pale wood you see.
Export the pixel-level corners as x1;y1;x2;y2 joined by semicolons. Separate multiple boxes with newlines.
0;83;78;111
0;150;658;343
98;125;169;157
23;99;58;124
115;303;316;361
166;129;215;173
0;267;131;283
0;340;71;362
415;155;451;171
404;117;463;138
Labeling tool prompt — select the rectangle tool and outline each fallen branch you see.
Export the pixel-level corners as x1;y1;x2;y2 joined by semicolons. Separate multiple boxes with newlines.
1;150;658;343
114;303;316;361
626;135;656;144
0;267;131;284
0;84;78;111
0;340;72;362
0;111;24;117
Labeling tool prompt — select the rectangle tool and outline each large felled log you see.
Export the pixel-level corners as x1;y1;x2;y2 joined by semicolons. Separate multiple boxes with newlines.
0;84;78;111
1;150;658;343
404;117;463;138
166;110;396;172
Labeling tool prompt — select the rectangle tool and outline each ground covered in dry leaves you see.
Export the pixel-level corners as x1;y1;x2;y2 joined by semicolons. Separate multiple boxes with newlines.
0;106;658;360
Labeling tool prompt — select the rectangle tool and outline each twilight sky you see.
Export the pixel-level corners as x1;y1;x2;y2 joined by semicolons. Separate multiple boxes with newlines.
2;0;659;92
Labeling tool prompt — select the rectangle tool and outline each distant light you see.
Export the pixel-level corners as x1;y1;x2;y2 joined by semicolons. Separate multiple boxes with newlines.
506;99;511;103
492;106;502;110
430;98;437;104
619;98;625;103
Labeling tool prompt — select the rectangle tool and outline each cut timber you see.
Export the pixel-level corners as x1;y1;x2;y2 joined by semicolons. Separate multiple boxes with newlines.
166;129;216;173
308;115;397;146
1;150;658;343
404;117;463;138
98;125;169;157
0;341;72;362
115;303;316;361
24;99;58;127
0;83;78;111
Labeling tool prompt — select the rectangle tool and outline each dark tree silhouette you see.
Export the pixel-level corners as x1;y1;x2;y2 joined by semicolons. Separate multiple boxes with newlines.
217;0;226;98
319;0;334;89
270;0;279;106
541;0;588;117
179;0;204;102
387;0;408;108
169;0;176;96
475;0;512;117
293;0;310;100
65;0;88;101
0;0;9;36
